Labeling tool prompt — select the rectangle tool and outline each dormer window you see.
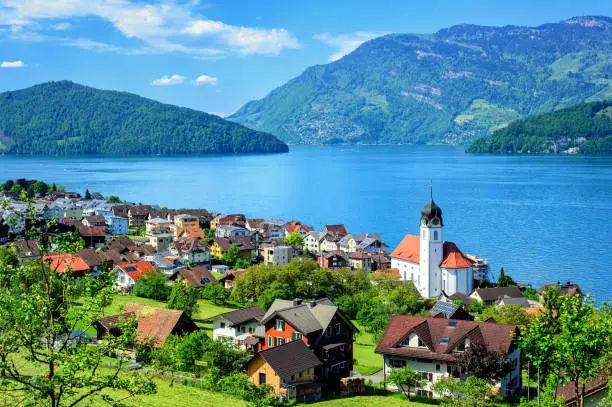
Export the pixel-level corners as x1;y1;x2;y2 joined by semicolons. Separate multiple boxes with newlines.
440;337;450;344
399;333;427;348
456;340;466;352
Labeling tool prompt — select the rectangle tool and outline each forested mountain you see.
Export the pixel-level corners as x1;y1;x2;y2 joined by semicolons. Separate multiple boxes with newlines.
230;16;612;145
466;99;612;154
0;81;288;155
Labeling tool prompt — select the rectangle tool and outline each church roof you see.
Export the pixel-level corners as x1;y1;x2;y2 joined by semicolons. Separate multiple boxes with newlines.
440;242;474;269
421;198;443;226
390;234;420;263
391;235;472;269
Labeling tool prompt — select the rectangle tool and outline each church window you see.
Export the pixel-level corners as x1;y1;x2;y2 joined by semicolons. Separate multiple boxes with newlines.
434;231;438;240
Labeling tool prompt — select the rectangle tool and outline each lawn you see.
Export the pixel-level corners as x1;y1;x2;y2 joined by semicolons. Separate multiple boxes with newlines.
312;393;435;407
352;320;383;376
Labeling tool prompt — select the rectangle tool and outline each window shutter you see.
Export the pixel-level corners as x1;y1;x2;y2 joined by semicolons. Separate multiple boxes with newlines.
281;320;285;331
268;335;272;347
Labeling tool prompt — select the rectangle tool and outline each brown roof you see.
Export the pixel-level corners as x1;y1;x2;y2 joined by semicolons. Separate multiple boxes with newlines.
217;306;265;325
391;234;420;263
324;224;348;237
178;266;217;287
376;315;517;362
440;242;473;269
129;205;153;216
97;312;135;330
123;302;191;347
13;240;42;257
218;268;247;282
170;237;208;253
83;215;106;224
77;249;103;268
538;281;582;297
472;287;524;302
556;372;608;405
78;225;107;238
255;340;322;379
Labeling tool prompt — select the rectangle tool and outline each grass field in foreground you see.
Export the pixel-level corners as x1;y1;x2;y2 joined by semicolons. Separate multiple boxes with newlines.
352;320;383;376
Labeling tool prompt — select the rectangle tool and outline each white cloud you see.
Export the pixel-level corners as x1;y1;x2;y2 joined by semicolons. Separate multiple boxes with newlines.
150;74;185;86
193;74;218;86
208;111;227;118
0;0;301;57
52;22;72;30
314;31;382;61
1;60;24;68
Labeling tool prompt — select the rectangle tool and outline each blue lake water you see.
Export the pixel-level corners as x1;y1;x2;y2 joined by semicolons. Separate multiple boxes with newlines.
1;145;611;301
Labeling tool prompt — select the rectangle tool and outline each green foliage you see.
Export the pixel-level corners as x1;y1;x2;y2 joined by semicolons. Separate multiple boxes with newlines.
468;99;612;154
258;281;292;310
200;283;228;305
107;195;121;203
432;377;492;407
167;283;200;317
84;189;92;200
388;366;424;400
231;19;611;145
284;231;304;247
0;81;289;155
468;300;486;314
523;287;539;301
479;304;533;327
496;267;515;287
222;244;251;268
133;271;171;301
454;341;512;384
0;245;19;267
10;184;22;193
30;181;49;196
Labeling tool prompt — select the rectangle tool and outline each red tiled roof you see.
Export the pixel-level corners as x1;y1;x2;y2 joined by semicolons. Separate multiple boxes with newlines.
44;253;90;273
375;315;517;362
390;234;420;263
440;242;474;269
178;266;218;287
78;225;107;237
180;229;205;239
324;224;348;236
118;261;156;281
122;303;191;347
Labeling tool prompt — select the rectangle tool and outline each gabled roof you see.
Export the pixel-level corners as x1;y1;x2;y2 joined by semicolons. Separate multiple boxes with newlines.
472;287;524;302
123;302;192;347
497;297;530;307
261;298;344;335
178;266;217;287
376;315;517;362
323;224;348;236
255;340;322;379
117;261;156;281
216;306;265;325
430;301;460;318
78;225;107;237
440;242;473;269
44;253;90;273
77;248;103;268
390;234;420;263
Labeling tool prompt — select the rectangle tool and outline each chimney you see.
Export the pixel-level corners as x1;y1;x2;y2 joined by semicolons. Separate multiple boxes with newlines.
309;298;317;308
293;298;302;306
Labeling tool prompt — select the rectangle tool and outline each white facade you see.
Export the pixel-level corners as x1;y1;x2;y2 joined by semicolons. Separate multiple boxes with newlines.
181;247;211;264
105;216;128;235
212;317;260;350
215;225;249;238
114;268;136;292
263;245;293;265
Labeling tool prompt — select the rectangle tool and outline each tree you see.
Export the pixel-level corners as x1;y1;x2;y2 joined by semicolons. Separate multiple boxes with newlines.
524;287;539;301
9;184;22;194
222;244;243;268
107;195;121;203
433;377;492;407
167;283;199;317
51;183;57;192
497;267;515;287
201;283;228;305
388;366;423;400
133;270;170;300
480;304;533;327
454;341;512;385
284;231;304;247
0;202;156;406
31;181;49;196
84;189;92;200
0;246;19;267
259;281;292;310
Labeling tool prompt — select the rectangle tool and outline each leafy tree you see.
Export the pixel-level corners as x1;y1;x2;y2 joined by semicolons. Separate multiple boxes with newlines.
84;189;92;200
454;341;512;385
0;246;18;267
0;202;156;406
133;270;170;300
259;281;292;310
497;267;515;287
433;377;492;407
107;195;121;203
480;304;532;327
388;366;423;400
284;231;304;247
222;244;243;268
31;181;49;196
9;184;22;194
51;183;57;192
201;283;228;305
167;283;199;317
524;287;539;301
468;300;486;314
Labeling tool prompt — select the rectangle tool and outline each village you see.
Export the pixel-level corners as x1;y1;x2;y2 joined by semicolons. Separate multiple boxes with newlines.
0;179;607;407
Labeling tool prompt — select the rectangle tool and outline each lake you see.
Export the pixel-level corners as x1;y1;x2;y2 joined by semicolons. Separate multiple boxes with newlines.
1;145;610;301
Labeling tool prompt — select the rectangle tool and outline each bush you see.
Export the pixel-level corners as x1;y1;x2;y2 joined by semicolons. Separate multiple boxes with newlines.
133;271;170;300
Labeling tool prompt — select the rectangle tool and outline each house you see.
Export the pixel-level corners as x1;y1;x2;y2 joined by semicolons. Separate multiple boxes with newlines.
212;306;265;350
247;340;323;401
263;223;285;240
218;268;247;289
114;261;157;293
469;287;525;306
304;231;332;255
370;253;391;271
169;237;210;264
128;205;153;228
178;228;205;240
43;253;91;275
63;203;83;220
212;264;230;275
172;214;200;237
285;222;311;237
147;227;174;252
538;281;583;297
171;266;217;287
391;195;474;298
77;248;106;272
496;296;531;307
146;217;172;233
210;214;246;229
261;244;293;266
246;218;266;233
82;215;106;227
347;252;372;272
211;237;256;260
78;225;107;248
323;224;348;240
257;298;358;387
215;224;249;238
339;233;386;253
13;239;42;260
105;216;129;235
96;302;198;347
375;316;521;398
429;301;473;321
321;237;340;252
318;251;348;270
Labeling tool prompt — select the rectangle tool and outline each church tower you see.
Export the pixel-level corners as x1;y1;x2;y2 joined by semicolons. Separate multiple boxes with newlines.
419;188;444;297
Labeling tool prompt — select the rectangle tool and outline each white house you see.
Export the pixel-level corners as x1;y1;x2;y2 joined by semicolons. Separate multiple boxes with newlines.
376;316;521;398
262;244;293;265
212;306;265;350
113;261;157;293
215;224;250;238
303;231;331;255
105;216;128;235
391;195;474;298
169;237;211;264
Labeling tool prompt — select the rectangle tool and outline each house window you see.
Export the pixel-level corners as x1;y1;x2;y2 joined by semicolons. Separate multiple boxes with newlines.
275;319;285;331
326;327;331;337
290;375;295;382
436;364;440;372
249;327;253;334
240;326;246;333
456;341;466;352
292;332;303;341
299;371;303;378
335;323;341;334
220;322;226;329
418;338;425;347
275;337;285;346
391;359;407;368
268;335;272;347
259;373;266;385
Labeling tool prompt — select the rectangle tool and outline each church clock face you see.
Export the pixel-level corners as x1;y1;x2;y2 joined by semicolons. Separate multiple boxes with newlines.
432;218;440;225
421;218;428;225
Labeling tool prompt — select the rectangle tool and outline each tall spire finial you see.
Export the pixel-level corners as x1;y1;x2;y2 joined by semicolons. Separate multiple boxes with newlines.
430;180;433;200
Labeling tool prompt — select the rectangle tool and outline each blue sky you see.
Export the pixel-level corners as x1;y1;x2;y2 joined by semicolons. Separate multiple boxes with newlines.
0;0;610;116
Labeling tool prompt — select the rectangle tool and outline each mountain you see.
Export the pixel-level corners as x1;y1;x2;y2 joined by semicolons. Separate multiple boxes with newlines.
0;81;288;155
230;16;612;145
466;99;612;154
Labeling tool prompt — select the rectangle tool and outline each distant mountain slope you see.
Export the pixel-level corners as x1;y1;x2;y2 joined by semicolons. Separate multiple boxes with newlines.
0;81;288;155
467;99;612;154
230;16;612;145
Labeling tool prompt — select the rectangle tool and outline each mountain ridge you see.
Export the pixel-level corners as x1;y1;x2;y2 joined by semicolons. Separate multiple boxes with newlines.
0;81;289;155
230;16;612;145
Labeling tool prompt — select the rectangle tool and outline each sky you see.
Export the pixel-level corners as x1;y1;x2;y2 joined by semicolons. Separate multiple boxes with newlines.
0;0;610;116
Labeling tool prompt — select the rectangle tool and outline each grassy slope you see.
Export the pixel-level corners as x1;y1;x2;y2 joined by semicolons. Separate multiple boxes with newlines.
352;320;382;375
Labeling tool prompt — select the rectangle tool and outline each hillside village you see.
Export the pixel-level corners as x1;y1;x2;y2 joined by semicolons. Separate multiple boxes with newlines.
0;178;609;407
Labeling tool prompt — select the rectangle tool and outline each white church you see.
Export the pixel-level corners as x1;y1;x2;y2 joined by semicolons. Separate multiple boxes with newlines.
390;193;474;298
